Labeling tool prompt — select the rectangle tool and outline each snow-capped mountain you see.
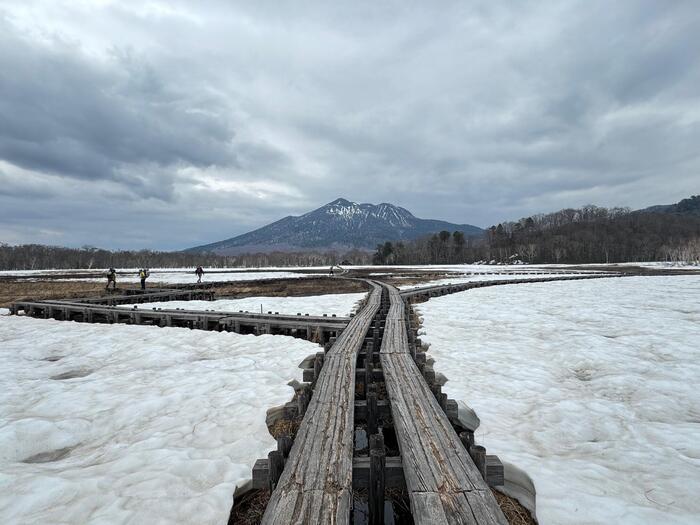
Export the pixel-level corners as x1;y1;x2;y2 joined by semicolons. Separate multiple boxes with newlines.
188;198;483;254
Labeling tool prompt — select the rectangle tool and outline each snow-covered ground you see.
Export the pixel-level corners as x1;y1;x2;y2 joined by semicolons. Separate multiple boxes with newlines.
105;270;314;284
417;276;700;524
3;262;695;283
0;268;315;284
119;292;366;318
0;312;317;524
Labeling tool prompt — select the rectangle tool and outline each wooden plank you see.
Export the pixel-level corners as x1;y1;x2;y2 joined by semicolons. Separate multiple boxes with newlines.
379;284;507;525
12;301;350;334
261;282;382;524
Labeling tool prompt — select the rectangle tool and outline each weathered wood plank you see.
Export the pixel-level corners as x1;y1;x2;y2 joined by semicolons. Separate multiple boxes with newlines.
261;282;382;524
379;284;507;525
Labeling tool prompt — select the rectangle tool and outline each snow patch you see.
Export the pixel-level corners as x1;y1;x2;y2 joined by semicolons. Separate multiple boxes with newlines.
418;276;700;524
119;293;366;318
0;315;317;523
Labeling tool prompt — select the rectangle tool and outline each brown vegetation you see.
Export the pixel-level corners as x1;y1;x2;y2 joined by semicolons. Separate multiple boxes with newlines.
0;276;373;308
0;280;116;307
492;489;537;525
228;489;270;525
210;276;369;298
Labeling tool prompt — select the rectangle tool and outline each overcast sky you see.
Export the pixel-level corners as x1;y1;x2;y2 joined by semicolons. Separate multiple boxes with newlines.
1;1;698;250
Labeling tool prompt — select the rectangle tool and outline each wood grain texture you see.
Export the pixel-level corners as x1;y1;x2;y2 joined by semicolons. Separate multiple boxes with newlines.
261;282;382;524
380;284;507;525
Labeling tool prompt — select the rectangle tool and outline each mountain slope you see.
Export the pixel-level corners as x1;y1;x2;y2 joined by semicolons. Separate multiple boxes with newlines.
189;198;483;255
642;195;700;217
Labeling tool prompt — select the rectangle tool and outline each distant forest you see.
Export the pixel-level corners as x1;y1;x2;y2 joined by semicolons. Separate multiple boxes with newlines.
0;244;372;271
372;204;700;265
2;200;699;270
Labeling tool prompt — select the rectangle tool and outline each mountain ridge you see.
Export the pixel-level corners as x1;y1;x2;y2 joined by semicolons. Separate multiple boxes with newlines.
641;195;700;216
188;198;483;255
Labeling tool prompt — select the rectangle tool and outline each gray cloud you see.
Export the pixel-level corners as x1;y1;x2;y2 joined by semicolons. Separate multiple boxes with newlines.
0;0;698;249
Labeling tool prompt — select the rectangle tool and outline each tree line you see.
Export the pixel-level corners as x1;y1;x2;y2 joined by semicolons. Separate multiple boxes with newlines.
3;204;699;270
0;244;372;271
372;205;700;265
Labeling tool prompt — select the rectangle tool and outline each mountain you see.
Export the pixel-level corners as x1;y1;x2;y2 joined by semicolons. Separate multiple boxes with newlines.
641;195;700;217
188;198;483;255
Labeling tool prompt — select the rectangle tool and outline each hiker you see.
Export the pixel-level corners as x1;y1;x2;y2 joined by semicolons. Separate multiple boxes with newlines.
195;266;204;283
329;265;334;277
139;268;150;290
105;268;117;290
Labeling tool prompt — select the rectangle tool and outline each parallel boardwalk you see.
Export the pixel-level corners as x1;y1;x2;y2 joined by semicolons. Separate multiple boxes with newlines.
400;273;622;302
380;284;508;524
262;282;382;524
11;299;349;341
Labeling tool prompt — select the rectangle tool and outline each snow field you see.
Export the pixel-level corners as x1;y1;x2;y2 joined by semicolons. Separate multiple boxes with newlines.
0;313;318;524
119;292;367;318
417;276;700;524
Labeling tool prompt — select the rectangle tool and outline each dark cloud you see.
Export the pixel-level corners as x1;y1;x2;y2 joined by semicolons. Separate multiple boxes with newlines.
0;1;698;249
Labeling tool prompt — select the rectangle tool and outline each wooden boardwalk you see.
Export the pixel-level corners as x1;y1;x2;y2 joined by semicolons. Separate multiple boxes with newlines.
13;272;622;523
11;293;350;342
380;284;507;524
400;273;623;302
261;282;383;523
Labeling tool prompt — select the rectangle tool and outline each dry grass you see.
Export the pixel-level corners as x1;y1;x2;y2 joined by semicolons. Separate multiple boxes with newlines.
0;276;367;308
492;488;537;525
211;277;368;299
228;489;270;525
268;418;300;440
0;281;146;307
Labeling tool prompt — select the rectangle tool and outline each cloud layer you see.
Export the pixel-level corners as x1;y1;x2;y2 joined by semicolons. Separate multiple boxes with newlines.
1;1;698;249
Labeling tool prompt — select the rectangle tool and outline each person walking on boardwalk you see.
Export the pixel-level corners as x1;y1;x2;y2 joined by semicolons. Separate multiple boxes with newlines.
139;268;150;290
195;266;204;283
106;268;117;290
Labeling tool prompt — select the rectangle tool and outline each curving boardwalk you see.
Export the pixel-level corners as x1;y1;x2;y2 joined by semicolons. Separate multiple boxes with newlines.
261;282;382;524
400;273;622;302
380;283;508;524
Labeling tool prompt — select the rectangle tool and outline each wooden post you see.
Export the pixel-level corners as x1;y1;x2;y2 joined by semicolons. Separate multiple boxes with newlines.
367;390;378;435
438;392;448;412
268;450;284;491
314;352;324;384
423;368;435;386
297;389;309;417
369;433;385;525
459;430;474;451
365;359;373;398
277;436;293;459
469;445;487;481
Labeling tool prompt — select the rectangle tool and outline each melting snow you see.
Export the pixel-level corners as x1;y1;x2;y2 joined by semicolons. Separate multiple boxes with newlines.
418;276;700;524
0;313;317;524
119;292;366;317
